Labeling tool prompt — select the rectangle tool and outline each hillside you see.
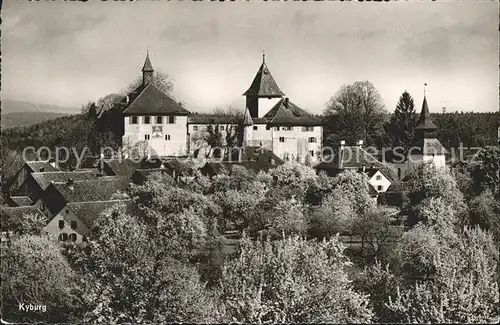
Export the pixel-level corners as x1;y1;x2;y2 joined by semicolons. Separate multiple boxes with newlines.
1;112;70;129
1;99;79;115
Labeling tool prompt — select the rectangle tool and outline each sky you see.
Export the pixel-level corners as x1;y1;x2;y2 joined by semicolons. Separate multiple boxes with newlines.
2;0;498;114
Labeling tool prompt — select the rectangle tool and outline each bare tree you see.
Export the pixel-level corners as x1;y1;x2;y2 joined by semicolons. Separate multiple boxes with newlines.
124;71;174;95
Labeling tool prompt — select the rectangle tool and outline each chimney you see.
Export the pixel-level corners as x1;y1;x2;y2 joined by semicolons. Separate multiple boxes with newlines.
126;96;130;104
340;140;346;150
67;178;74;190
358;140;364;148
362;165;366;172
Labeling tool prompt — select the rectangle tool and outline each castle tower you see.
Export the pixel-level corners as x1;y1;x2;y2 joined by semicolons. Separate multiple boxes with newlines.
142;51;154;87
243;54;285;118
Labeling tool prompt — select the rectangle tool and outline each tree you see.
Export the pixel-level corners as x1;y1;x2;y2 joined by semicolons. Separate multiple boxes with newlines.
268;162;318;201
82;203;216;323
468;190;500;245
402;162;467;227
125;70;174;95
470;146;500;196
385;91;418;149
217;235;373;323
388;226;499;323
1;235;82;323
324;81;387;147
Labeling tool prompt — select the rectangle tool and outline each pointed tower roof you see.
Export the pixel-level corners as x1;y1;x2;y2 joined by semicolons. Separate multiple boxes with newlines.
415;96;437;130
142;51;154;72
243;55;285;97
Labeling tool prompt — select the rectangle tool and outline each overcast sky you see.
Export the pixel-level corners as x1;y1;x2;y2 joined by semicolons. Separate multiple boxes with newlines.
2;0;498;114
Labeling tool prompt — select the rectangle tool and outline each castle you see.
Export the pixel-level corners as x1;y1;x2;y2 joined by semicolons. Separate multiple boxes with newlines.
122;53;323;163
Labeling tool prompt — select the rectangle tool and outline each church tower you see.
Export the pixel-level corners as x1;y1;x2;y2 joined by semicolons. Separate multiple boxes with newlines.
142;51;154;87
243;54;285;118
406;87;446;170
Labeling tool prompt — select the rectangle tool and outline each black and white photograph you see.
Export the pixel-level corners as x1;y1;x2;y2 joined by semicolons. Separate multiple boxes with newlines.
1;0;499;323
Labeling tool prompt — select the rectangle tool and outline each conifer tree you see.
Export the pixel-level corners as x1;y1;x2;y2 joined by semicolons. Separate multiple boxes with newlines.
386;91;418;149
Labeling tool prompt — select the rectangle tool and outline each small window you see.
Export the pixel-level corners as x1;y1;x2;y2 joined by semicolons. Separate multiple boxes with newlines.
309;150;315;157
165;134;171;141
253;126;258;130
376;175;382;180
69;233;77;242
156;116;162;124
82;235;88;243
145;134;150;140
285;126;292;131
308;137;316;143
168;116;175;124
71;221;77;229
279;137;285;143
220;125;225;131
59;233;68;241
144;116;151;124
266;125;271;130
303;126;314;132
59;220;65;229
275;127;279;131
65;209;69;214
131;116;138;124
377;185;383;191
193;126;198;131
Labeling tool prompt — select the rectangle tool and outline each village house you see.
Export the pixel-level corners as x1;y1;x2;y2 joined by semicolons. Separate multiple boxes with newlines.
44;200;131;244
8;160;59;193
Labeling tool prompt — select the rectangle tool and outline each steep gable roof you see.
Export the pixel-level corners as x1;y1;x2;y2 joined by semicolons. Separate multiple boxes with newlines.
243;58;285;97
263;98;322;126
25;161;59;173
31;171;97;191
67;200;132;229
142;52;154;72
104;159;142;179
8;196;33;207
122;83;190;116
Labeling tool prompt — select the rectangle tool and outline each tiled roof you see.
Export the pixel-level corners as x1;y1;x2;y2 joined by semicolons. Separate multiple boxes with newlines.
25;161;59;173
263;98;323;126
224;146;284;167
315;146;386;174
407;138;447;156
122;83;190;115
67;200;132;229
1;206;45;221
9;196;33;207
31;171;97;190
132;168;173;185
51;178;130;203
104;159;142;178
243;59;285;97
416;96;437;130
188;113;243;125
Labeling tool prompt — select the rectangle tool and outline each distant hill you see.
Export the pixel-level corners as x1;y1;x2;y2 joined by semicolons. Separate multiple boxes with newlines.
1;99;79;115
1;112;70;129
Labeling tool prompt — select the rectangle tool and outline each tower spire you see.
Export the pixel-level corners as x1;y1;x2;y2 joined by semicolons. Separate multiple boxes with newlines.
142;51;154;87
262;50;265;64
424;83;427;97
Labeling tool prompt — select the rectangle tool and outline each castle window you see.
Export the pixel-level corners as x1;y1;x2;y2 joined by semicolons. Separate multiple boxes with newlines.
309;150;314;157
156;116;163;124
59;233;68;241
168;116;176;124
279;137;285;143
131;116;138;124
69;233;77;242
165;134;171;141
59;220;65;229
253;126;258;130
193;126;198;131
220;125;225;131
285;126;292;131
144;116;151;124
275;127;279;131
308;137;317;143
145;134;150;140
71;221;77;229
303;126;314;132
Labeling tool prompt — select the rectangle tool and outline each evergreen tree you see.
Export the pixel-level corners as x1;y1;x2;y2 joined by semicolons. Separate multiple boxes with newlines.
385;91;418;149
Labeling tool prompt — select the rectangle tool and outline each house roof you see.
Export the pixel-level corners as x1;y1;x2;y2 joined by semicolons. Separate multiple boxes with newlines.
416;96;437;131
122;83;190;116
31;171;97;191
339;146;387;169
8;196;33;207
25;161;59;173
406;138;447;156
50;178;130;203
104;159;142;178
132;168;173;185
67;200;132;229
262;98;323;126
1;206;45;221
188;113;243;125
224;146;284;167
243;57;285;97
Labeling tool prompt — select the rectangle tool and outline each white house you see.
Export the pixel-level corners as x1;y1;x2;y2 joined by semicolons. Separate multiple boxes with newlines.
122;53;190;157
